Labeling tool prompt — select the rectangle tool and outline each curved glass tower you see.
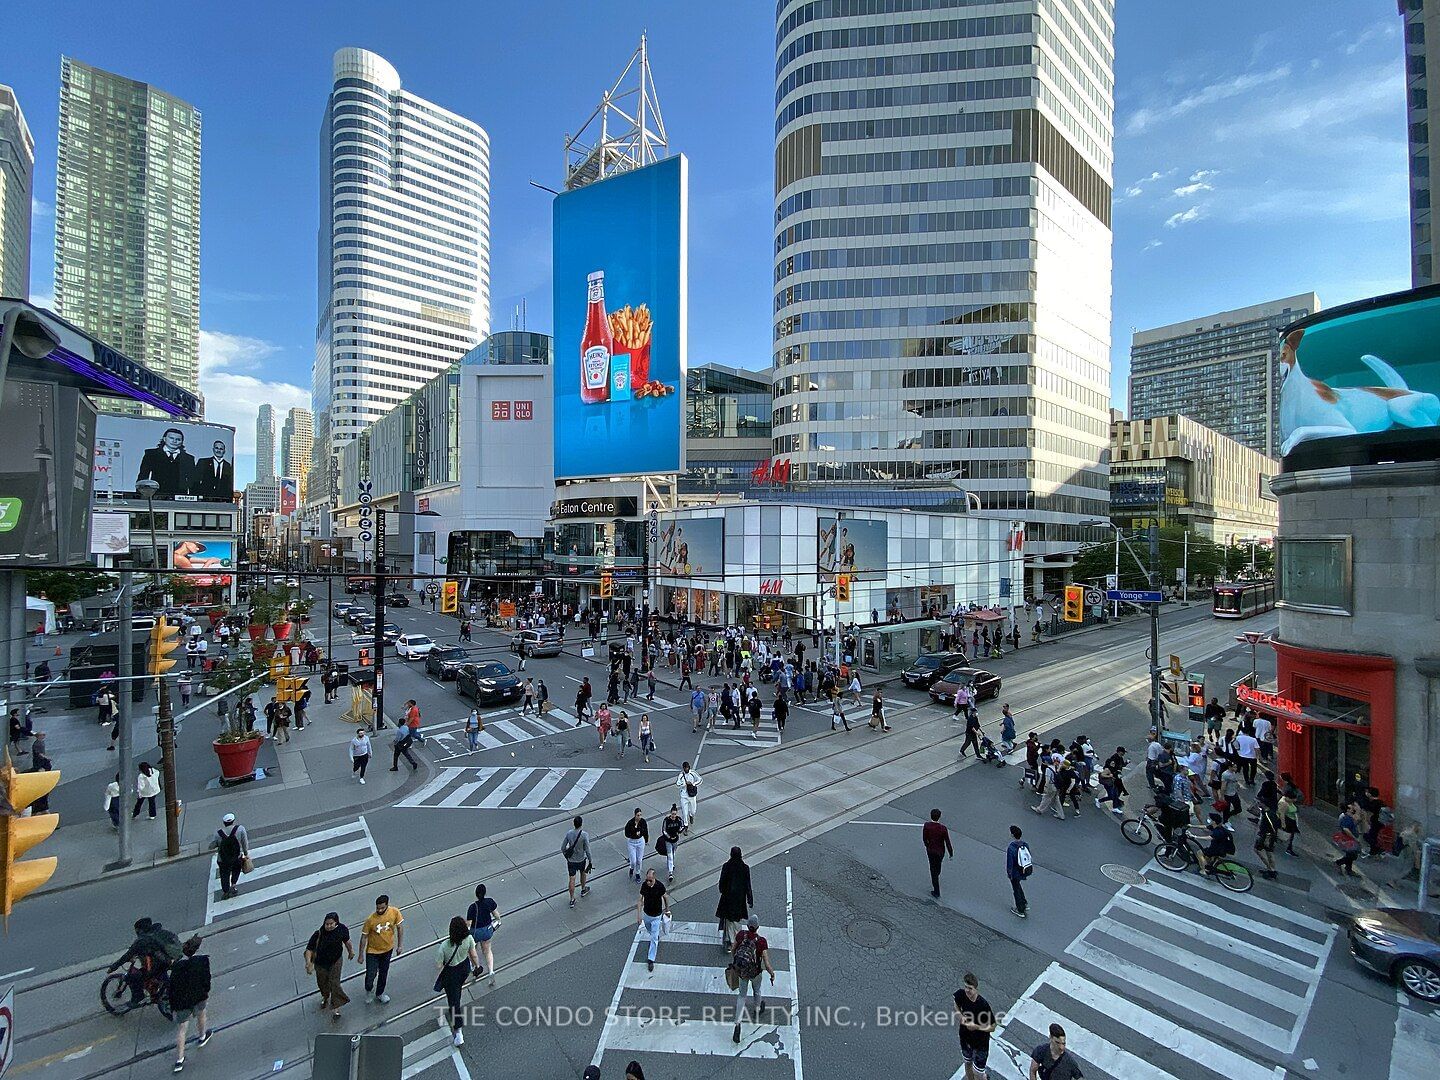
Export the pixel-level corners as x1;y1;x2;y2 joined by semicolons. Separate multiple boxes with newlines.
772;0;1115;569
312;48;490;509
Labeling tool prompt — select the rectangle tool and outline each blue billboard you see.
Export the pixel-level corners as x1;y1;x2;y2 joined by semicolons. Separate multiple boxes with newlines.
553;155;688;480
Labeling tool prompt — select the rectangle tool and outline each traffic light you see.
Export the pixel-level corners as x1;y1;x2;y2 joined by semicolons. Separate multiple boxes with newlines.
148;617;181;676
1063;585;1085;623
269;653;290;682
1;757;60;917
1187;678;1205;716
835;574;851;603
277;676;310;703
599;572;614;600
440;580;459;615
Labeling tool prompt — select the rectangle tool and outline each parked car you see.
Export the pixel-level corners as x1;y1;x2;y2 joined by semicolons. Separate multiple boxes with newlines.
511;629;563;658
900;651;971;689
386;592;410;607
1349;908;1440;1002
394;633;434;660
456;660;523;705
426;645;469;680
928;668;1003;706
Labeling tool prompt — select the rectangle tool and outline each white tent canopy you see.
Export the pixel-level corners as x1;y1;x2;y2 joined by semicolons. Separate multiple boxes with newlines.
26;596;57;635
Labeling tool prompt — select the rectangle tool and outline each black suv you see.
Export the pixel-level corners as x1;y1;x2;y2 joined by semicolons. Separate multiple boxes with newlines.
426;645;469;680
456;660;523;705
900;651;970;689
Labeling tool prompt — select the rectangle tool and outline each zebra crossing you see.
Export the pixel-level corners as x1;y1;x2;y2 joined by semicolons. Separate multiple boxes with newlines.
706;715;783;749
396;766;611;811
204;818;384;924
973;859;1336;1080
425;708;572;761
591;867;802;1076
400;1016;471;1079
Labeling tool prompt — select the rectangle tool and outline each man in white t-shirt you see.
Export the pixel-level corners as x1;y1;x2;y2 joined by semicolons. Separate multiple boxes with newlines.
1252;714;1274;763
1235;730;1260;786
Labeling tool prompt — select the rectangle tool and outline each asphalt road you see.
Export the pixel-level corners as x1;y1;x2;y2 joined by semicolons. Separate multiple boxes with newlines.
10;594;1437;1080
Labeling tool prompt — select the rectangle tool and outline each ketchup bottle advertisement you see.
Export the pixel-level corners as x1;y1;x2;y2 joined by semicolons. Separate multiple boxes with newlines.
552;155;688;480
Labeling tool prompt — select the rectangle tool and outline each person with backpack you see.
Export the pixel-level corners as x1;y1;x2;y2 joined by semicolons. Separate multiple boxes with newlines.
1195;812;1237;878
562;816;592;908
389;723;419;772
715;847;753;952
169;936;213;1072
110;917;185;1005
1031;755;1066;820
728;914;776;1044
214;813;249;899
658;804;683;881
1006;824;1033;918
435;916;480;1046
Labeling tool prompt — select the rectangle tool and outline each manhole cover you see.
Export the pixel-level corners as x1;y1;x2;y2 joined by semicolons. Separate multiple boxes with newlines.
1101;863;1147;886
845;917;893;949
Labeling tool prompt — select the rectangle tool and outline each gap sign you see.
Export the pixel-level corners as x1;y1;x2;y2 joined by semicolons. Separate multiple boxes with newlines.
1106;589;1164;604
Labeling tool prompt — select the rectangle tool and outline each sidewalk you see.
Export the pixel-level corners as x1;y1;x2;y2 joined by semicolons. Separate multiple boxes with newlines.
23;631;430;893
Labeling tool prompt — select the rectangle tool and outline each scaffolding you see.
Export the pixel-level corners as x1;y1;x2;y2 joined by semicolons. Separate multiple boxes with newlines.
563;33;668;191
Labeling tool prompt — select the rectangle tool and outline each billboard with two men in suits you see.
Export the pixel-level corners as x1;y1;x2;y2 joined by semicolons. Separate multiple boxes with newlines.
93;416;237;502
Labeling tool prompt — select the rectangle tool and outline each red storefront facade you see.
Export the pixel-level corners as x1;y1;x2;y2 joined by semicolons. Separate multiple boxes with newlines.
1249;640;1396;810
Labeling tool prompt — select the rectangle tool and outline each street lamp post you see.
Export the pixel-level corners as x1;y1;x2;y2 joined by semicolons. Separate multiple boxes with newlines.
369;507;439;732
136;477;181;857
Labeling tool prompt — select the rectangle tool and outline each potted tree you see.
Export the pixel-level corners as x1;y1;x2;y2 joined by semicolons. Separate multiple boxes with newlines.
209;655;265;782
246;588;277;642
270;585;295;641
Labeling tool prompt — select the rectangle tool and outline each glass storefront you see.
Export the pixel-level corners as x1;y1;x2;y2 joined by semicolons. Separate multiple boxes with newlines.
447;531;545;580
666;587;724;626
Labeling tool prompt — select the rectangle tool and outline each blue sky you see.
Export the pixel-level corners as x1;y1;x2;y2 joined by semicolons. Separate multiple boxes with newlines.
8;0;1411;486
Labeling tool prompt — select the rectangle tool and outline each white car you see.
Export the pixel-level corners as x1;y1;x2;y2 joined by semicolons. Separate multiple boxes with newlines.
395;633;435;660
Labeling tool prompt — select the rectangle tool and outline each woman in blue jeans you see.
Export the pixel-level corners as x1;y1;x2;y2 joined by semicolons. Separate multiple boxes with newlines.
635;868;671;973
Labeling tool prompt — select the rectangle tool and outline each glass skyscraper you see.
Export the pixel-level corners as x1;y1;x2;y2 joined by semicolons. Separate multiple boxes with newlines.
0;85;34;300
54;57;201;416
311;48;490;511
771;0;1115;568
255;403;276;481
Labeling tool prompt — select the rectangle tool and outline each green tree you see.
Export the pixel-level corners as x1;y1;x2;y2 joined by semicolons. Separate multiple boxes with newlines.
1069;526;1231;590
24;568;118;608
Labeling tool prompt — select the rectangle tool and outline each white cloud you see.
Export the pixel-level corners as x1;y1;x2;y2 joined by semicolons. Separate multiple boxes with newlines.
1142;239;1163;252
197;329;307;454
1164;206;1203;228
1121;170;1167;198
1125;64;1293;135
1172;180;1212;197
1344;22;1397;56
31;197;51;218
1212;65;1401;140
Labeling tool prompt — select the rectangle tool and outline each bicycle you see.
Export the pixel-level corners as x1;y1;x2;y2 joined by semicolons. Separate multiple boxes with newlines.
1154;832;1254;893
101;961;173;1019
1120;803;1166;846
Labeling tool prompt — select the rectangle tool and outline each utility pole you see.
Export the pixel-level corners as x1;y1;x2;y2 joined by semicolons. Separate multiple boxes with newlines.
372;508;387;729
1148;523;1162;733
1182;530;1189;606
643;509;656;678
157;648;180;857
110;571;134;870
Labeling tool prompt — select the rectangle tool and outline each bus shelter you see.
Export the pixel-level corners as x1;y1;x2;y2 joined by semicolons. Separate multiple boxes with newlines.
854;619;948;676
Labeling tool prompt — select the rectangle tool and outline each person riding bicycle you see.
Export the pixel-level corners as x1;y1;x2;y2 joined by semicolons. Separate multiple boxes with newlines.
1193;812;1236;876
1152;782;1191;845
108;917;184;1004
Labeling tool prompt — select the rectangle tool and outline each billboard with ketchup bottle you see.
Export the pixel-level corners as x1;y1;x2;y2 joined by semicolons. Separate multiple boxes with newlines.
553;154;688;480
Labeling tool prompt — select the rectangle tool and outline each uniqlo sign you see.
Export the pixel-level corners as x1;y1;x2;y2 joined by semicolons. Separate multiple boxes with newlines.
491;400;533;421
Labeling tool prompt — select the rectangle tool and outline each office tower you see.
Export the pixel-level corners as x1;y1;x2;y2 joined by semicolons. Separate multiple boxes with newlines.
1402;0;1437;285
771;0;1115;563
1129;293;1319;459
280;407;313;498
311;47;490;511
256;404;276;481
54;57;201;416
0;86;34;299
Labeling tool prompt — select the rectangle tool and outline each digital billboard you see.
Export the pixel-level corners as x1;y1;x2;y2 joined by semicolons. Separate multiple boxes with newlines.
657;516;723;579
552;155;687;480
172;539;234;570
818;517;888;580
94;416;236;502
1279;285;1440;458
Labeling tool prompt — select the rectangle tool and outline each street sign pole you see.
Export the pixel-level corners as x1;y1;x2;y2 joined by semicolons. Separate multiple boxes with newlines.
1149;524;1162;734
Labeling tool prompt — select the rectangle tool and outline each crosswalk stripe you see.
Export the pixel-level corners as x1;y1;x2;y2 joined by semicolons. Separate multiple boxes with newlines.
516;768;568;809
1081;916;1307;1010
489;718;539;743
561;768;606;808
662;920;793;950
437;768;500;807
213;861;379;918
239;838;375;885
402;770;460;806
1002;994;1177;1080
1130;878;1330;958
1018;965;1285;1080
484;768;537;804
625;960;796;998
1111;894;1321;980
1144;871;1333;934
206;818;384;924
241;820;369;858
1064;937;1292;1049
600;1017;798;1060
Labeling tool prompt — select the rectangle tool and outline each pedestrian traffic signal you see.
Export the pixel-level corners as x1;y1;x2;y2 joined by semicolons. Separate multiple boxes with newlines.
1187;679;1205;713
835;574;851;602
1063;585;1085;623
440;580;458;615
147;618;181;676
1;757;60;918
599;572;614;600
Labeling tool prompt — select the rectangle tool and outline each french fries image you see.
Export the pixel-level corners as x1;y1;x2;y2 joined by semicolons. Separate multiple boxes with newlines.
608;304;652;350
